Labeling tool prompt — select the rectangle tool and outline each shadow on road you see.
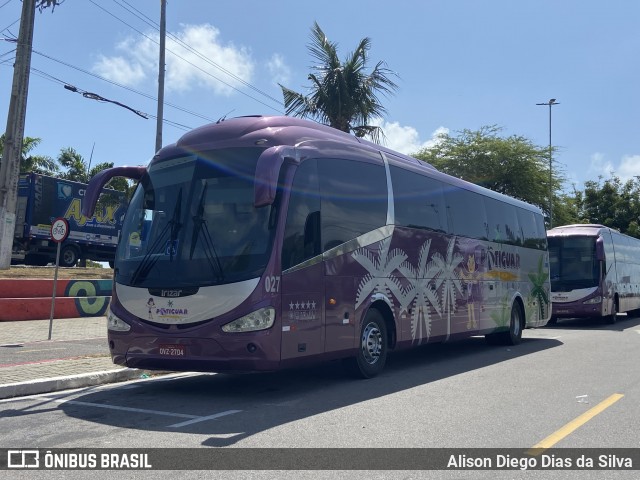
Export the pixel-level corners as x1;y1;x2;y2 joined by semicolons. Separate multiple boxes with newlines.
43;333;562;446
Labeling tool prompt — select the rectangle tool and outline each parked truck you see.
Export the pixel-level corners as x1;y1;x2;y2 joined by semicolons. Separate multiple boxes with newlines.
12;173;127;267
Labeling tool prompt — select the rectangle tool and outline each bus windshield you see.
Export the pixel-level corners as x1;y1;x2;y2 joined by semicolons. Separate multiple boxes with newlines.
115;147;276;288
548;236;599;291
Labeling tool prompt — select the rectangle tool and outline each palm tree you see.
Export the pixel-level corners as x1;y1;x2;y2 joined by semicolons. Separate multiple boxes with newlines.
0;134;59;175
56;147;131;195
279;22;398;144
528;255;550;320
399;239;443;344
431;237;464;338
352;236;406;310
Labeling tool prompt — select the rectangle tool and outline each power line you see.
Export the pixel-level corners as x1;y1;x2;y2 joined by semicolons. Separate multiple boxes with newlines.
0;18;20;34
30;48;215;122
88;0;283;113
24;66;192;131
115;0;283;107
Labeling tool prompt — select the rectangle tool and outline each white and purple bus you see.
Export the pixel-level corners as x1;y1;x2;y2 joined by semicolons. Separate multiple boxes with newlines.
547;224;640;324
83;116;550;378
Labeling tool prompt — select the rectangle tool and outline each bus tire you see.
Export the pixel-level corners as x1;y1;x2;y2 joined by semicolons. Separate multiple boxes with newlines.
547;316;558;326
346;309;388;379
486;301;524;346
605;300;618;324
60;244;79;268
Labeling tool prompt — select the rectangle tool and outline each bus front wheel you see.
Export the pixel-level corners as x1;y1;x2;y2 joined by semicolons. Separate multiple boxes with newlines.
346;309;388;379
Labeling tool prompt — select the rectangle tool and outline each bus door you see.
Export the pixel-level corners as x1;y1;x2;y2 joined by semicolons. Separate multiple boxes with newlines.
279;161;325;360
281;261;325;360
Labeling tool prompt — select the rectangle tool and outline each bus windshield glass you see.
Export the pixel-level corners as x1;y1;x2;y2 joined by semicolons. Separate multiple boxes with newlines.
115;147;275;288
548;236;599;291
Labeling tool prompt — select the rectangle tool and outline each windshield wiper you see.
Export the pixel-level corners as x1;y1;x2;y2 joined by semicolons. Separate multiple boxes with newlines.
189;182;225;281
130;188;183;285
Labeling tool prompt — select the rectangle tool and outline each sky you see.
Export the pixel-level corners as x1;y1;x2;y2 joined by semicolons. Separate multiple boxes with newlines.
1;0;639;193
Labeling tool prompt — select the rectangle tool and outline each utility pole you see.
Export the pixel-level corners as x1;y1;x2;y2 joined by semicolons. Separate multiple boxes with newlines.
155;0;166;153
0;0;36;270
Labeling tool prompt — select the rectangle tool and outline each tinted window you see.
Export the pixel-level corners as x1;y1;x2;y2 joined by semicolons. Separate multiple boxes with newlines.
319;158;387;251
484;196;523;245
445;187;488;240
390;166;447;233
518;208;546;250
282;160;321;270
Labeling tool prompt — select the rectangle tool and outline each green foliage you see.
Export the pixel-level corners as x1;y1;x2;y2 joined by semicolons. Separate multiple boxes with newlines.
574;175;640;238
1;136;130;195
413;125;566;220
279;22;398;144
0;134;59;176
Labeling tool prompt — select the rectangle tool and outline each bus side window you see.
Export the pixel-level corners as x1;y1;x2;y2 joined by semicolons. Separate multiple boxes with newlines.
319;158;387;251
303;211;321;258
282;160;321;270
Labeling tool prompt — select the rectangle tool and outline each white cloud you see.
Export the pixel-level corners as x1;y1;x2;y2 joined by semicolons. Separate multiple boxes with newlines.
587;152;640;182
617;155;640;180
266;53;291;87
369;119;448;155
92;24;255;95
92;55;147;85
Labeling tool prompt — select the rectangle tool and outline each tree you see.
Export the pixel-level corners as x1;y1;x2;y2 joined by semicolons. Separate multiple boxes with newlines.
0;134;59;175
574;175;640;238
279;22;398;144
55;147;130;194
413;125;569;223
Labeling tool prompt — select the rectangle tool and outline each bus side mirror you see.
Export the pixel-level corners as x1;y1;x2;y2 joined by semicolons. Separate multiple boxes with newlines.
82;166;145;217
595;237;605;261
254;146;300;207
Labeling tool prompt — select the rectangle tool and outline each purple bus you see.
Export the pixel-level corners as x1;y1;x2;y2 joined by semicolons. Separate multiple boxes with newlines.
83;115;550;378
547;224;640;324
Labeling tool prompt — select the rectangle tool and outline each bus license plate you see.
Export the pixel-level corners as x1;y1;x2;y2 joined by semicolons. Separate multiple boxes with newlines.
159;344;185;356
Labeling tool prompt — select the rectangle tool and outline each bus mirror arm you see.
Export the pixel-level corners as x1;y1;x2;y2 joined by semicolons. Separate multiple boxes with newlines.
82;166;146;217
254;146;300;207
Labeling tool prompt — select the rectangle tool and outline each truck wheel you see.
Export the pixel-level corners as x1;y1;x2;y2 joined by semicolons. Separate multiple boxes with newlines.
60;245;79;267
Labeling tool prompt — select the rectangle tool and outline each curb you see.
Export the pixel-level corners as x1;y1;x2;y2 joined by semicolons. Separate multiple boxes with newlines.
0;368;153;400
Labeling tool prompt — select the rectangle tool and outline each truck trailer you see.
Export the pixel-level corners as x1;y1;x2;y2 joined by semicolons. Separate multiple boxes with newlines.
12;173;127;267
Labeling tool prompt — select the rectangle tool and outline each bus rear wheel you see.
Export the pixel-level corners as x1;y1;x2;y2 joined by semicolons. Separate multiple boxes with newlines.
486;301;524;346
345;309;388;379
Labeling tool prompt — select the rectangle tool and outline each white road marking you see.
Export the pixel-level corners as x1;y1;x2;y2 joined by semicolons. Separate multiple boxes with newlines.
168;409;241;428
36;396;242;428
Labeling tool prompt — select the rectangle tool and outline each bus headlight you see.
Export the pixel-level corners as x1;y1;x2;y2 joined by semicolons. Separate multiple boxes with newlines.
584;296;602;305
222;307;275;333
107;308;131;332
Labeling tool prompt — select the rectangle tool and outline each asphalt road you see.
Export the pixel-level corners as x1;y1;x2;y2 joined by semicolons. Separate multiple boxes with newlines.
2;315;639;479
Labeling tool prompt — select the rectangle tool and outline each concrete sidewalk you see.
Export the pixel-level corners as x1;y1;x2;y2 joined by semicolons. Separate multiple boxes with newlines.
0;317;160;399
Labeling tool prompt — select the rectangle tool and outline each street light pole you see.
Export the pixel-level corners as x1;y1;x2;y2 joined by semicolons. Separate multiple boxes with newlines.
536;98;559;228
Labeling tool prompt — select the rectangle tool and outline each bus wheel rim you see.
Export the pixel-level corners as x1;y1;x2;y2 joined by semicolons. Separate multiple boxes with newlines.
361;322;382;365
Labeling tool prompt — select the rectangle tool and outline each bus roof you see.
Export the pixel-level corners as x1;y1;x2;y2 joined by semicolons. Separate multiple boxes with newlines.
160;115;541;214
547;224;610;237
